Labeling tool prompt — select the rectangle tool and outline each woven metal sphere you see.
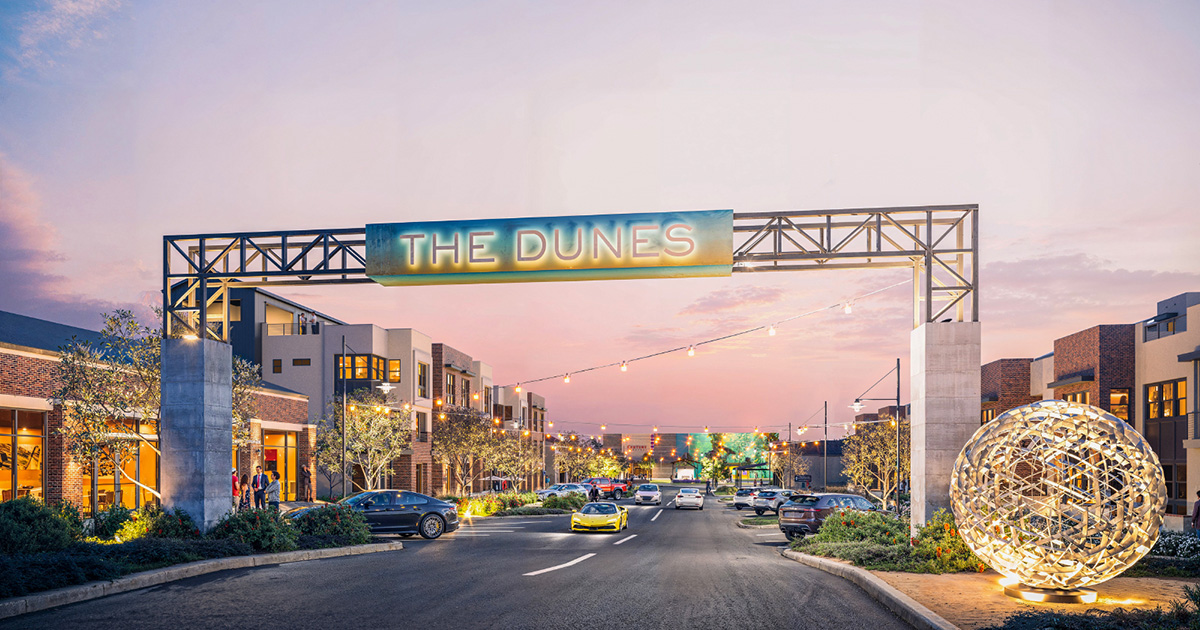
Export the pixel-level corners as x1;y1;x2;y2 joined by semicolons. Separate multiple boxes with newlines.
950;400;1166;590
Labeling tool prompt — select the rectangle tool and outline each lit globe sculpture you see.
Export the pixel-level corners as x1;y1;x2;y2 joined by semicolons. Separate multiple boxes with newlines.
949;400;1166;603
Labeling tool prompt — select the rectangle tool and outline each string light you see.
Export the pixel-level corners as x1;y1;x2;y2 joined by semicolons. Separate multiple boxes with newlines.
601;424;607;431
844;301;854;314
495;279;910;389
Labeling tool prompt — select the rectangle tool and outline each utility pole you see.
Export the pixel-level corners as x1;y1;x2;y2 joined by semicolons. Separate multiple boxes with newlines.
341;335;348;499
823;401;828;491
788;422;791;442
895;356;902;517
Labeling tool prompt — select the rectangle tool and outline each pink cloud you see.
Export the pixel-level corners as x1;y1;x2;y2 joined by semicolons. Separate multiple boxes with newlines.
679;285;784;316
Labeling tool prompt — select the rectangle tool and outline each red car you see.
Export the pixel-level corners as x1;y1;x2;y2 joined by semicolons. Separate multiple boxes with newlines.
582;477;629;500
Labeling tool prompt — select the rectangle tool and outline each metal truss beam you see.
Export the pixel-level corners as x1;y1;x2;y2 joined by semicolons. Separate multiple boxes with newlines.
732;204;978;328
165;204;978;341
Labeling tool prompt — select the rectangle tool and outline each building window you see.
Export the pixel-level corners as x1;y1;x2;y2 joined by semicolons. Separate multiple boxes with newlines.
388;360;402;383
462;380;471;407
1147;379;1188;419
335;354;387;382
0;409;45;503
1062;391;1090;405
447;374;457;405
1109;388;1130;421
292;358;311;366
981;408;996;425
272;359;282;374
263;430;297;501
417;362;429;398
82;419;158;514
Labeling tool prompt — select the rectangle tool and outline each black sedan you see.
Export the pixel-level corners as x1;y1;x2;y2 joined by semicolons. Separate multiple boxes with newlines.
317;490;459;539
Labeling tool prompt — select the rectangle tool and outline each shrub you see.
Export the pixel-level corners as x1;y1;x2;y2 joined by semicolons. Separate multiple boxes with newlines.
92;504;134;540
458;496;505;517
0;497;75;555
497;492;537;509
208;509;298;552
493;507;567;516
50;501;86;542
793;509;982;574
714;486;736;495
291;505;371;545
113;506;202;542
1152;530;1200;558
806;509;909;545
543;494;586;511
437;495;462;504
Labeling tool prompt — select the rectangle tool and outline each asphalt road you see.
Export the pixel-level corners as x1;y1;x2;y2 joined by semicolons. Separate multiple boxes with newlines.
1;486;912;630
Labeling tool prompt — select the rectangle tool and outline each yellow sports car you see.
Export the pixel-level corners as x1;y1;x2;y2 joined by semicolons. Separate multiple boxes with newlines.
570;502;628;533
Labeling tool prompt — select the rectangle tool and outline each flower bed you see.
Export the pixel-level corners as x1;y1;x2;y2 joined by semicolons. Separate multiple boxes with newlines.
790;509;982;574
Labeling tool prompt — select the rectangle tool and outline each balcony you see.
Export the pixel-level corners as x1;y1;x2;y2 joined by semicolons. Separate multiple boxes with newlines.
416;431;430;443
265;323;322;336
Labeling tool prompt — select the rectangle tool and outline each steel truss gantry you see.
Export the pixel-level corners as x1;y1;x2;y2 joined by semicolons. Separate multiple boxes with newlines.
164;204;977;341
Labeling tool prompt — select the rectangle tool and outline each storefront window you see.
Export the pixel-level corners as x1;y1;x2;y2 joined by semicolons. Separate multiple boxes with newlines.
82;419;159;515
263;430;297;501
0;409;45;502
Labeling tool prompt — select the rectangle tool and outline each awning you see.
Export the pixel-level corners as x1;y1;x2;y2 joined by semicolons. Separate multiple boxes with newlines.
1048;374;1093;389
1179;349;1200;363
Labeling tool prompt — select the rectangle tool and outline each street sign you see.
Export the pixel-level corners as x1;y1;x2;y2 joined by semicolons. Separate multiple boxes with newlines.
794;475;812;483
366;210;733;285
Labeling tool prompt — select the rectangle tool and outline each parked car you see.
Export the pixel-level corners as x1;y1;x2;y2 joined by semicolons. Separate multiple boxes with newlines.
753;490;796;515
537;483;588;500
732;488;755;510
777;493;878;541
674;487;704;510
634;484;662;505
290;490;459;539
570;502;629;532
582;477;629;500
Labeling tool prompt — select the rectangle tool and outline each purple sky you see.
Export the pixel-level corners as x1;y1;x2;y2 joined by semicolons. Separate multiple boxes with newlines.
2;1;1198;437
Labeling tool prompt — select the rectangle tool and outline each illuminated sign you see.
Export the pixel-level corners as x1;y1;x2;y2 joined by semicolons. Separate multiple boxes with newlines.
366;210;732;286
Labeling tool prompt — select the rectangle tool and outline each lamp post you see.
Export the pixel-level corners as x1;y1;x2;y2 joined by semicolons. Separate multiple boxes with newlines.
341;335;348;499
850;357;903;516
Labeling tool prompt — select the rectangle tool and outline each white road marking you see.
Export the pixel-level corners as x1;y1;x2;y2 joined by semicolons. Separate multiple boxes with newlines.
613;534;637;545
458;529;516;533
651;510;663;522
453;533;491;537
523;553;597;576
757;533;784;536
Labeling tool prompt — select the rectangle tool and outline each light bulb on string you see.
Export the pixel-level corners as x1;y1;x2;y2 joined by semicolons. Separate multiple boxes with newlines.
563;374;571;384
843;301;854;315
620;361;627;372
515;384;521;393
687;345;695;357
768;325;776;337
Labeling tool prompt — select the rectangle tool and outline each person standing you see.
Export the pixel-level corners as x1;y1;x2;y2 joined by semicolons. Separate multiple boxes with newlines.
299;464;313;502
238;474;251;511
252;465;269;510
266;471;282;512
231;468;240;510
1192;490;1200;540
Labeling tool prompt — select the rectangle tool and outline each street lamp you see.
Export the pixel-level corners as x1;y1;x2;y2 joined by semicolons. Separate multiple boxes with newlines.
849;358;903;516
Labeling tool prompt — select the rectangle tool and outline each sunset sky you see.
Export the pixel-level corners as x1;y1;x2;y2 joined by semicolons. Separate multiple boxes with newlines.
2;1;1198;437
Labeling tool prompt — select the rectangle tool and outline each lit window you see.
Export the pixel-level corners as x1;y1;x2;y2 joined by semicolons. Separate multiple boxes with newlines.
388;360;402;383
272;359;282;374
292;358;311;367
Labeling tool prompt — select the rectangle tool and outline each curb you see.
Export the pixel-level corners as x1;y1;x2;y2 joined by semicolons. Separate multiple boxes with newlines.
780;550;958;630
737;521;779;530
0;541;404;620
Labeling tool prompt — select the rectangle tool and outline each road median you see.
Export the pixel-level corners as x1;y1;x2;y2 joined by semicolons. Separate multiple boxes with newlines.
779;549;958;630
0;541;404;621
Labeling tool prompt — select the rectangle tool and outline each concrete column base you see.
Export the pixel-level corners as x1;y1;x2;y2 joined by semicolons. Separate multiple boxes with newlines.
160;338;233;532
910;322;981;526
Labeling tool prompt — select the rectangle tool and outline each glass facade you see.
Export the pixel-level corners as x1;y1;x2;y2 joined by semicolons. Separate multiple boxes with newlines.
263;430;297;501
0;409;45;502
1146;379;1189;514
82;419;159;514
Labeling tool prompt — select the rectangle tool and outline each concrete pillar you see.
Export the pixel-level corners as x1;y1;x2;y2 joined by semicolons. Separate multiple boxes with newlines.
910;322;981;526
160;338;233;532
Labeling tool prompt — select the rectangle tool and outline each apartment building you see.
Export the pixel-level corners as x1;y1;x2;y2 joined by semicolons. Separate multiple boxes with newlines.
430;343;494;494
494;386;549;491
980;358;1041;424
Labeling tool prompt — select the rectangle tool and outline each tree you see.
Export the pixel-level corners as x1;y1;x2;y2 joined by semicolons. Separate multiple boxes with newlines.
54;310;261;513
554;433;603;481
770;443;811;485
316;389;413;493
431;406;498;495
842;414;910;509
490;431;544;489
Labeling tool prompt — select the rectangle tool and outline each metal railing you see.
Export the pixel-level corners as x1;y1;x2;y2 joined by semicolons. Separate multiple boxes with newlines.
264;323;322;336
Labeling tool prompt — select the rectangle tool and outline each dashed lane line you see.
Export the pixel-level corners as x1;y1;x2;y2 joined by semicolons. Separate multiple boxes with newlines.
613;534;637;545
651;510;663;522
523;553;597;577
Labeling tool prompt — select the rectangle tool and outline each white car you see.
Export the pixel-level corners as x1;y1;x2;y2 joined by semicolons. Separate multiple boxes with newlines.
675;487;705;510
537;483;587;500
634;484;662;505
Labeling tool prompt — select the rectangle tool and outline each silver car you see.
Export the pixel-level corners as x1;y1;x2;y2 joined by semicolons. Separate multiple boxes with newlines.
753;489;795;515
634;484;662;505
537;483;588;500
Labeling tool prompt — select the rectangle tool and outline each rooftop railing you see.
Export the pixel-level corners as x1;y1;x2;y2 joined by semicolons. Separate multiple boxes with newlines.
265;323;322;336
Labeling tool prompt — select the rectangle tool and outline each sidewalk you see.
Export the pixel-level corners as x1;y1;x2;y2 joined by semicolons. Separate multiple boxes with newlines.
870;570;1200;629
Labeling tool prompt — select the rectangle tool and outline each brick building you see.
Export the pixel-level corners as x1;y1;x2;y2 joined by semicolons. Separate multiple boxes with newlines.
980;358;1041;424
0;310;312;513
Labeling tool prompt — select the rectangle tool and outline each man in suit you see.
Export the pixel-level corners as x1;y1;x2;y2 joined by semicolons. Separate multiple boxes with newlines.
252;465;269;510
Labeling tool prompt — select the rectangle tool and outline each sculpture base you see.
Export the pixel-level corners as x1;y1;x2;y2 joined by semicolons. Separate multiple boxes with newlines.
1004;585;1097;604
